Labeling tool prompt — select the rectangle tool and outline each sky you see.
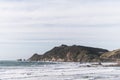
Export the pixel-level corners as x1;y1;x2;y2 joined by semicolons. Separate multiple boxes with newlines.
0;0;120;60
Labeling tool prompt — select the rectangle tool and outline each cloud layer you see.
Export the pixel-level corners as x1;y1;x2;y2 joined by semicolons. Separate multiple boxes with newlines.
0;0;120;59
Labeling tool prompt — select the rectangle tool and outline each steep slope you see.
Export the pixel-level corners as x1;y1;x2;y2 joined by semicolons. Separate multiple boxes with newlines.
28;45;108;62
29;53;43;61
100;49;120;61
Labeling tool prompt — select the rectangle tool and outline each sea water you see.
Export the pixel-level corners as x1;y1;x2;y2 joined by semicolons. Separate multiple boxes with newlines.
0;61;120;80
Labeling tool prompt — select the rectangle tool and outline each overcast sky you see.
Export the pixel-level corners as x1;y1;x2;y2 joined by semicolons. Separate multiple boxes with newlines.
0;0;120;60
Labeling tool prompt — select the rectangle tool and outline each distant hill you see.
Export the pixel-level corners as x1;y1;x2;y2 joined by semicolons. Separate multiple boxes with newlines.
28;44;108;62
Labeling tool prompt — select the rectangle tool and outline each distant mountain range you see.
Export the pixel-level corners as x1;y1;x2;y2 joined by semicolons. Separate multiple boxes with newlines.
28;44;120;62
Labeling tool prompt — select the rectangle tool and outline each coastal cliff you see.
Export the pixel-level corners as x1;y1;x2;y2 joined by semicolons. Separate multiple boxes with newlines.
28;45;109;62
100;49;120;61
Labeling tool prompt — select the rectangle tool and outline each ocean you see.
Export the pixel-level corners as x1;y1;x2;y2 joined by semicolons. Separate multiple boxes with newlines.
0;61;120;80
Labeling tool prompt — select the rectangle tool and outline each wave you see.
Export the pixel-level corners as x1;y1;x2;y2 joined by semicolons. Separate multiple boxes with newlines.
0;62;120;80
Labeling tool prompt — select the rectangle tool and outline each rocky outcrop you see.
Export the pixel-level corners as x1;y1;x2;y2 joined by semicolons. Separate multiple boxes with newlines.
28;44;109;62
100;49;120;61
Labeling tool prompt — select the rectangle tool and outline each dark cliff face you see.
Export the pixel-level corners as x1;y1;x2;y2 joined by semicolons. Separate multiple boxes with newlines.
28;45;109;62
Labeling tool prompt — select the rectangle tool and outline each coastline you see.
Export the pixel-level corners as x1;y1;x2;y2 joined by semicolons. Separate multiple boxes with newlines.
0;61;120;80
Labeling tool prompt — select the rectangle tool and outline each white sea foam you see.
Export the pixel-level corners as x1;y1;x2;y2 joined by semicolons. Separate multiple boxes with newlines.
0;62;120;80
